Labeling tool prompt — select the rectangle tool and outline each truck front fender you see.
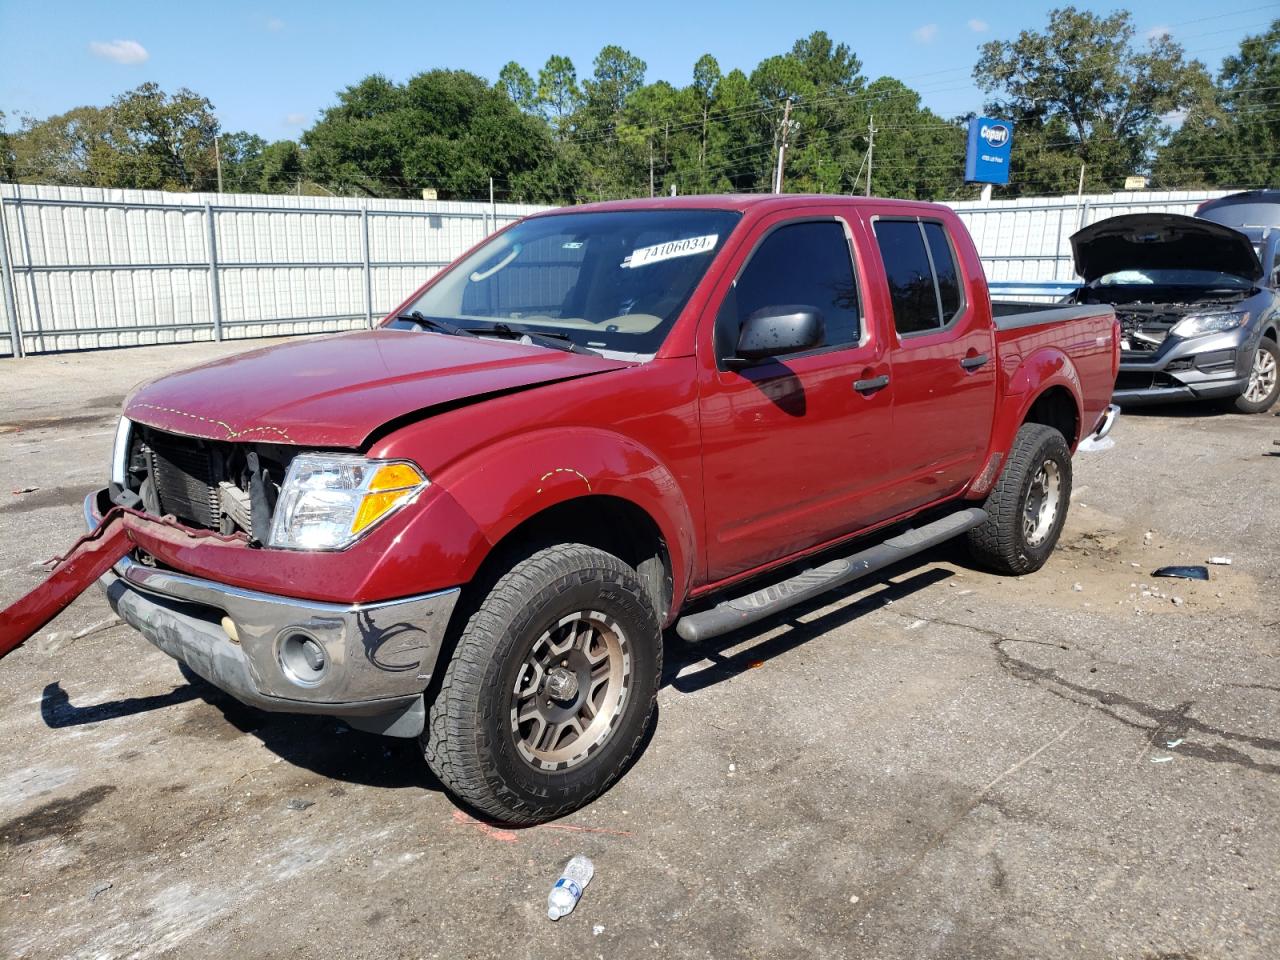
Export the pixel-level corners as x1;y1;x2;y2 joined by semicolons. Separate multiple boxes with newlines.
432;427;699;612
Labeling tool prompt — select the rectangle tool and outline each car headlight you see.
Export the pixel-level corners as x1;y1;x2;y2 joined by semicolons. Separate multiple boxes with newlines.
268;454;428;551
1170;311;1248;339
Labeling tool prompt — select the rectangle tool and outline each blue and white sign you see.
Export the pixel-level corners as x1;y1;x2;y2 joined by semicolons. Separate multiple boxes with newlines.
965;117;1014;185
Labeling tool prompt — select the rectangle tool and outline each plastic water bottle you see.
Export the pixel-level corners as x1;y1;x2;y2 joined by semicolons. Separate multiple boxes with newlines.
546;855;594;920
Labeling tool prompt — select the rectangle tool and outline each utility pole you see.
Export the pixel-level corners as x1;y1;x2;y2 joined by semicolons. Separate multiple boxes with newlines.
773;97;793;194
649;139;655;198
214;136;223;193
1074;163;1087;232
865;114;876;197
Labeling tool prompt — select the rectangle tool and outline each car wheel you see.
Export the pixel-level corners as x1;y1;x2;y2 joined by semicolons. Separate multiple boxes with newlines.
422;543;662;825
1234;338;1280;414
968;423;1073;575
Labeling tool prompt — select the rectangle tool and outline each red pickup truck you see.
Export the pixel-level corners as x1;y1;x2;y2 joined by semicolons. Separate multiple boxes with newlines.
63;195;1117;824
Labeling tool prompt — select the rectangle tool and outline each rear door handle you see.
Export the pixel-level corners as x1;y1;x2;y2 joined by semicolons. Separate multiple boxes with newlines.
960;354;990;371
852;374;890;394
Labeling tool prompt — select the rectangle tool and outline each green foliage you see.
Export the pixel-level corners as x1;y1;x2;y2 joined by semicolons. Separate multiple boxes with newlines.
4;17;1271;201
302;69;557;200
1153;19;1280;189
973;6;1215;193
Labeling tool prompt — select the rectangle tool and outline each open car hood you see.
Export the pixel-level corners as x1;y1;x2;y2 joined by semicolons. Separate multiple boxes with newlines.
1070;213;1263;283
124;329;631;448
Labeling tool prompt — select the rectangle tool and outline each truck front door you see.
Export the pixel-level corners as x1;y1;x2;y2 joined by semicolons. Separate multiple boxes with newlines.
695;213;898;584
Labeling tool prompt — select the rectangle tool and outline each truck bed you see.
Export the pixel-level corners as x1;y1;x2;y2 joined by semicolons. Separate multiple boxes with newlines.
991;301;1109;331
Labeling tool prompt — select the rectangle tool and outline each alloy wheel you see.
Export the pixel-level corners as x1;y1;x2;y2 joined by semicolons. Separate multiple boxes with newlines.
1244;346;1278;404
510;611;631;770
1022;459;1061;548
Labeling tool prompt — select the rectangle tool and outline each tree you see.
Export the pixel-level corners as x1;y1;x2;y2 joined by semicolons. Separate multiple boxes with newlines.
303;69;567;200
0;110;15;181
218;131;266;191
1153;19;1280;189
498;61;538;113
9;106;112;185
98;83;221;190
974;7;1214;194
537;55;581;133
259;140;303;192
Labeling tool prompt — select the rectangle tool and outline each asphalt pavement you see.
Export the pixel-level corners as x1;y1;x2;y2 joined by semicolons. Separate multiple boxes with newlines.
1;339;1277;959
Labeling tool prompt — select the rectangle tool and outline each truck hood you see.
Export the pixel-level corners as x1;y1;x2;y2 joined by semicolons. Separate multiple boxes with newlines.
1070;213;1263;283
124;329;632;448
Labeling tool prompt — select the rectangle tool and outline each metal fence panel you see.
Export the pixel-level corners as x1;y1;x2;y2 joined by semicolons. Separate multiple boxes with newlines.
0;184;547;357
0;183;1238;356
946;189;1231;301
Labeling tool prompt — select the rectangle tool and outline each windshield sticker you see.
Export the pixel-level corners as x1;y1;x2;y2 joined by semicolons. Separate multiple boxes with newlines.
622;234;718;269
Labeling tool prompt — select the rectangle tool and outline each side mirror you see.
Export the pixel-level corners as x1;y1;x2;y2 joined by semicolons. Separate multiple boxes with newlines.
732;305;824;363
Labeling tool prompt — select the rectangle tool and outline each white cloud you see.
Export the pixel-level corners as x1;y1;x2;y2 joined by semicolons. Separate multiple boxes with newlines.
283;112;308;126
88;39;149;65
968;19;989;33
913;23;939;44
266;17;285;31
1147;25;1172;42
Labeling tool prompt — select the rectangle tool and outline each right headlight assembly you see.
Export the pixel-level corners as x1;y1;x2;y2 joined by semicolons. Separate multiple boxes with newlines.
268;453;428;551
1170;311;1248;340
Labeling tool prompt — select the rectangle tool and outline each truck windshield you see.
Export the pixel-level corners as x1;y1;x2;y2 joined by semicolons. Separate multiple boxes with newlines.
398;209;741;357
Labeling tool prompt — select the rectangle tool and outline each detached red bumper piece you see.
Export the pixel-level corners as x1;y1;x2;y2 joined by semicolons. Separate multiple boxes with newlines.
0;506;239;660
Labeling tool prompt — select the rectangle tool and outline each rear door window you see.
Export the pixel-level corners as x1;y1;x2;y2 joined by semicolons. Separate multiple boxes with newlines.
874;219;966;335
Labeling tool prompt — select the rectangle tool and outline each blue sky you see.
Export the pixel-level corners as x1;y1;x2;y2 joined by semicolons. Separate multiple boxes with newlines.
1;1;1275;140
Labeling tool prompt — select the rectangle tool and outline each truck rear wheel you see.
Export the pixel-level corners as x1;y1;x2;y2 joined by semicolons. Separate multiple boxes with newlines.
1234;337;1279;414
422;543;662;825
967;423;1072;575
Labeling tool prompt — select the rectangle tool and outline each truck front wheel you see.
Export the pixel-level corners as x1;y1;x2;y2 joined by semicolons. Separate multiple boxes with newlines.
967;423;1072;575
422;543;662;825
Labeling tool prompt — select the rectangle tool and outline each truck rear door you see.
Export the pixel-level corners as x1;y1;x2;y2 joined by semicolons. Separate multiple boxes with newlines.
695;209;899;583
868;216;998;513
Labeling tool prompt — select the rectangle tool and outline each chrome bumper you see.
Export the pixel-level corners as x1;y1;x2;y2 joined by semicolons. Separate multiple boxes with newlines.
86;493;460;736
1092;403;1121;440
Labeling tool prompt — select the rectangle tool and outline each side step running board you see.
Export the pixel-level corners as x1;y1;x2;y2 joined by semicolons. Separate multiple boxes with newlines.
675;507;987;643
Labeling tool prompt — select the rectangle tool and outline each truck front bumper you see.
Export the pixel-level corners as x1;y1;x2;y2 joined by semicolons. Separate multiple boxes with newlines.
1113;329;1252;406
86;492;460;737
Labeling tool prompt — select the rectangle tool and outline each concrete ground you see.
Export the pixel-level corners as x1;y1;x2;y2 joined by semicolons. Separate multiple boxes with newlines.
1;338;1277;960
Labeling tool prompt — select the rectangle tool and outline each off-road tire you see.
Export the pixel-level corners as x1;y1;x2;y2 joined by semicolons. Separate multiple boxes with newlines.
422;543;662;825
1233;337;1280;414
968;423;1072;575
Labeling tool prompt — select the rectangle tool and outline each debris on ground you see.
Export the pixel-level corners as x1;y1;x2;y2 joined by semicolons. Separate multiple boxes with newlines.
1152;565;1210;581
286;798;315;811
547;854;594;921
90;881;112;901
11;486;38;495
1206;557;1233;565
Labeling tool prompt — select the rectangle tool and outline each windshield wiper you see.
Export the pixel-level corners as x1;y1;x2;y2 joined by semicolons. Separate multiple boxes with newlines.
396;311;477;337
475;322;599;356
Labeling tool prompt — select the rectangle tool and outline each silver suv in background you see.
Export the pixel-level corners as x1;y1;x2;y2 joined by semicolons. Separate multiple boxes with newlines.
1068;212;1280;414
1197;190;1280;291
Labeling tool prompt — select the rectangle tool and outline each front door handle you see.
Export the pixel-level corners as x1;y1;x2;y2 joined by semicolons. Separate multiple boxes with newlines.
853;374;890;394
960;353;990;371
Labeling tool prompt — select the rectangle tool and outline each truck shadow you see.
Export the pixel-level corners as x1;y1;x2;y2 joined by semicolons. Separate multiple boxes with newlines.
663;561;956;694
39;550;961;796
